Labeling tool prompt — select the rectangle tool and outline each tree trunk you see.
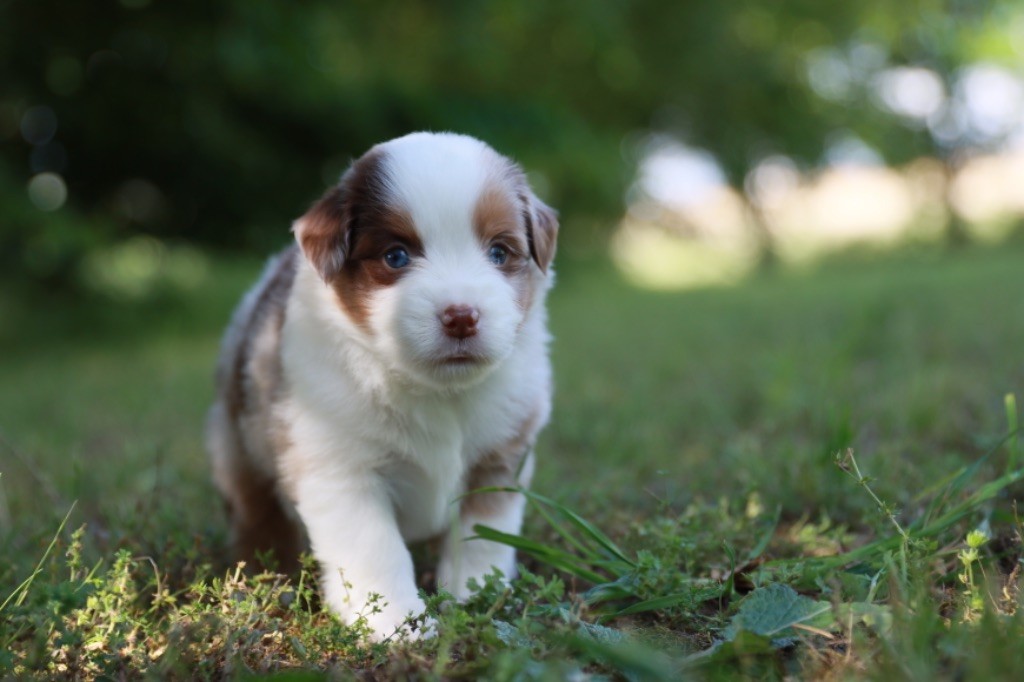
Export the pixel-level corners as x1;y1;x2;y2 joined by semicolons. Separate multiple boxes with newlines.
941;153;971;248
742;195;778;272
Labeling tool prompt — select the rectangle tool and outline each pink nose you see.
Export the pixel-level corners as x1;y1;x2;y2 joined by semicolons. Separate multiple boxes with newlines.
440;305;479;340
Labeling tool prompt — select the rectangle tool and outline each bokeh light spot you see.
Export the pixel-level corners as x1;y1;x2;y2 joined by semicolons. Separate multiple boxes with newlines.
873;67;945;121
27;173;68;211
80;237;209;299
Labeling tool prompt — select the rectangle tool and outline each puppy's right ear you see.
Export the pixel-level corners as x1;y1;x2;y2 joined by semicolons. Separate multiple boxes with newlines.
294;149;388;282
292;185;348;282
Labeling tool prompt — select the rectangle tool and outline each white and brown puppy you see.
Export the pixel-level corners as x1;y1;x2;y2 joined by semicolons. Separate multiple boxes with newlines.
206;132;557;639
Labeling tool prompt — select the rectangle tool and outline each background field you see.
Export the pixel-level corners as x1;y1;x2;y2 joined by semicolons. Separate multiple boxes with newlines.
3;241;1024;678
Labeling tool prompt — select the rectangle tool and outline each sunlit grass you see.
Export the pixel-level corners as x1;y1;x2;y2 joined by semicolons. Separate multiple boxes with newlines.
3;243;1024;677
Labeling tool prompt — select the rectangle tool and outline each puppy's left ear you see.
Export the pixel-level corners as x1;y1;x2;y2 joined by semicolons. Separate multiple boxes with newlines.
292;185;348;282
526;192;559;273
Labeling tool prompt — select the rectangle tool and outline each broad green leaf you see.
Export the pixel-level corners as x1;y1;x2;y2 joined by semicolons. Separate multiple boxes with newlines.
492;619;533;648
724;584;833;641
577;620;628;645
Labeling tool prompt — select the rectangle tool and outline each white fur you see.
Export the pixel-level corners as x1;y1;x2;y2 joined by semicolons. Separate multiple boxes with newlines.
273;133;553;639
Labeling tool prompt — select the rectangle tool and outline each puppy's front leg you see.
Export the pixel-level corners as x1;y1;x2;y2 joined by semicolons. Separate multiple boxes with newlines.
293;470;425;640
437;451;534;600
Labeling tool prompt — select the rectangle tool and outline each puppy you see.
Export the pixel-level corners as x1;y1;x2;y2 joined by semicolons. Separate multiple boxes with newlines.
206;132;557;640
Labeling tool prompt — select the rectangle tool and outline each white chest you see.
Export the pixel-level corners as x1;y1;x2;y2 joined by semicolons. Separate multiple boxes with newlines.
383;400;472;542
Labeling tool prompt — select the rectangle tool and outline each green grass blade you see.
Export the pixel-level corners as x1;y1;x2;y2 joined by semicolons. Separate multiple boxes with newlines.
461;485;610;568
583;576;640;605
466;486;636;570
919;429;1019;527
926;467;1024;529
0;501;76;613
612;591;710;617
747;506;782;563
520;489;636;567
766;463;1024;574
472;524;611;584
531;494;607;564
1006;394;1019;475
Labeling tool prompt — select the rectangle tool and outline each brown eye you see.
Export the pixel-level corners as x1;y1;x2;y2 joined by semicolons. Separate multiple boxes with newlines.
488;244;509;266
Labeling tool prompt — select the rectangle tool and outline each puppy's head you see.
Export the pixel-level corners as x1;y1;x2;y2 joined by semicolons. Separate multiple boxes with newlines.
293;132;558;389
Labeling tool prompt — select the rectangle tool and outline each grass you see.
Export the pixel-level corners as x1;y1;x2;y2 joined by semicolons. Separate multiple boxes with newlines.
2;241;1024;678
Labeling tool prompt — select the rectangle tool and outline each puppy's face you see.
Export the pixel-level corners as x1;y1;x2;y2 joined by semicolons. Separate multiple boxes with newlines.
294;133;557;388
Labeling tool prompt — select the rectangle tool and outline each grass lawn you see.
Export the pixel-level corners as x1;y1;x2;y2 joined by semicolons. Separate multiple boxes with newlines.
2;242;1024;679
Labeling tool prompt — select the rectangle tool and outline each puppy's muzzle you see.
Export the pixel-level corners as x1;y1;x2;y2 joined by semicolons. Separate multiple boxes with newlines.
440;305;479;340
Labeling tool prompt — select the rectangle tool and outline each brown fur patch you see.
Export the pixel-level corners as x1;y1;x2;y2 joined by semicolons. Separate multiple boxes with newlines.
216;247;304;571
227;465;303;573
473;183;534;312
521;191;559;273
294;186;347;282
462;411;542;518
225;247;298;422
492;160;558;273
333;204;421;331
295;148;423;332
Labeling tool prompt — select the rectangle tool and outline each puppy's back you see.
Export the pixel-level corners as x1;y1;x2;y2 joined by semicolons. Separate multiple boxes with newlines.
206;246;303;570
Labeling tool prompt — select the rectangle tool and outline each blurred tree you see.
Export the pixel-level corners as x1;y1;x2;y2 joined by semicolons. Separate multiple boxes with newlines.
1;0;629;289
618;1;872;267
0;0;1016;292
832;0;1013;245
614;0;1005;266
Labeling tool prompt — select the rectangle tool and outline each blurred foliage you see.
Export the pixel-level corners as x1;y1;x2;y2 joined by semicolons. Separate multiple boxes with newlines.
1;0;1020;292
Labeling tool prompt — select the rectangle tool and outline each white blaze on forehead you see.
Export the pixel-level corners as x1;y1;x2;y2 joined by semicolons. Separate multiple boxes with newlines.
380;132;506;255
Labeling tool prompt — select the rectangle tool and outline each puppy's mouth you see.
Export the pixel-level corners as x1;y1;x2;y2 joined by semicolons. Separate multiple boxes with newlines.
437;353;486;366
430;336;491;367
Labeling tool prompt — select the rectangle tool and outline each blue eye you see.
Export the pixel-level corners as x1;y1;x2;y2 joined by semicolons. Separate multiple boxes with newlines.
384;247;411;269
488;244;509;266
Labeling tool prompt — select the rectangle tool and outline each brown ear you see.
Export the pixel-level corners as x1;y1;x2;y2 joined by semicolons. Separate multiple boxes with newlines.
292;148;388;282
526;193;559;273
292;185;347;282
